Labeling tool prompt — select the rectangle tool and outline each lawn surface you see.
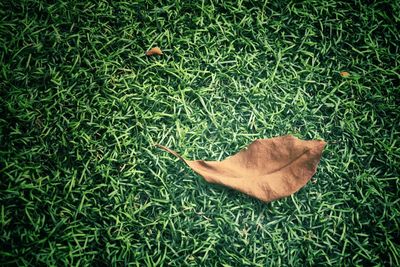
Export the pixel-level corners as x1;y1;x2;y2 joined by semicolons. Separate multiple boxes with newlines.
1;0;399;266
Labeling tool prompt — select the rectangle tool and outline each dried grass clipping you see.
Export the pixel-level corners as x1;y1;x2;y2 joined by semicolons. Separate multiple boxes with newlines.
157;135;326;202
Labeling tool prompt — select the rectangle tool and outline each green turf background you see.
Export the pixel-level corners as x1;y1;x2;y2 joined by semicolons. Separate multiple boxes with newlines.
1;0;399;265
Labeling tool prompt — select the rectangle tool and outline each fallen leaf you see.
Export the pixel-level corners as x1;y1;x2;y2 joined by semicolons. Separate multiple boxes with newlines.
157;135;326;202
145;47;163;56
340;71;350;77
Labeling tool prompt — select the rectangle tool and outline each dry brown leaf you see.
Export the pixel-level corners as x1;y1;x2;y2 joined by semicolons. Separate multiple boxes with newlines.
340;71;350;77
157;135;326;202
145;47;163;56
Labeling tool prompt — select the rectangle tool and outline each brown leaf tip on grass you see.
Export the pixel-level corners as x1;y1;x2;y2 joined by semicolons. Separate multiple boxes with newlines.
145;47;163;56
340;71;350;77
157;135;326;202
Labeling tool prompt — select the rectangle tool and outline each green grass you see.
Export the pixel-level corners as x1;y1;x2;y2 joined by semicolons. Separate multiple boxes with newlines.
1;0;399;265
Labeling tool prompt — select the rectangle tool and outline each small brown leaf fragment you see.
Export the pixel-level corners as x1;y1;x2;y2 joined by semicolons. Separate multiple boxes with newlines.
340;71;350;77
145;47;163;56
157;135;326;202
